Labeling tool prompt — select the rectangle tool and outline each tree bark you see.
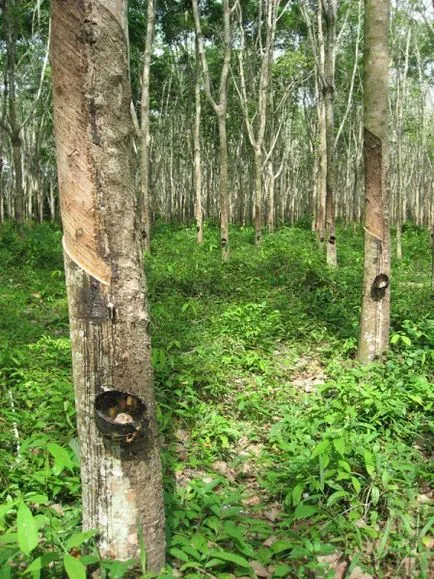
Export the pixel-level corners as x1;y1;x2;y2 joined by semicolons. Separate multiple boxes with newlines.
358;0;391;364
322;0;337;266
218;113;230;260
236;0;280;246
140;0;156;252
51;0;165;568
192;0;233;260
431;222;434;293
4;0;24;223
194;36;203;244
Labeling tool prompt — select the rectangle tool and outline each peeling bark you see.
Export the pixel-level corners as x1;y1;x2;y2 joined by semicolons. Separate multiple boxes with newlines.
51;0;165;568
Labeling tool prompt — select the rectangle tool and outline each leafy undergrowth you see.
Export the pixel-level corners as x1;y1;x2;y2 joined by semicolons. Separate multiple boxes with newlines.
0;221;432;578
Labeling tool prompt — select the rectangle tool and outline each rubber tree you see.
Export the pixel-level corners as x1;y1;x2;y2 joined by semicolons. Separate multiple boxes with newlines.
358;0;391;363
2;0;25;223
236;0;281;246
322;0;337;267
51;0;165;569
140;0;156;252
192;0;237;260
194;34;203;243
1;0;51;223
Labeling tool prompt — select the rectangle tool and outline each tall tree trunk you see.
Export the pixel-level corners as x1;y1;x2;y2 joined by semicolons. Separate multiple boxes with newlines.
218;113;230;260
266;160;275;232
237;0;280;246
394;27;411;260
253;147;262;244
358;0;391;363
51;0;165;569
317;78;327;242
4;0;24;224
192;0;233;260
194;37;203;244
140;0;156;252
10;132;24;223
323;0;337;267
431;223;434;293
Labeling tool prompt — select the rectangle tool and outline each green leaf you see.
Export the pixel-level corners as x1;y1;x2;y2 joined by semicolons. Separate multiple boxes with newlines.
24;553;59;575
222;521;244;540
274;564;292;577
205;550;251;569
137;524;147;573
312;439;330;458
371;486;380;506
352;477;361;494
364;452;375;477
66;530;98;551
366;464;375;477
191;534;209;554
333;438;346;456
0;533;18;545
338;460;351;473
169;547;190;563
24;494;48;506
270;540;294;554
327;491;348;507
68;438;80;462
63;554;86;579
101;559;135;579
0;504;16;520
294;504;317;520
47;443;73;474
292;484;304;505
17;503;39;556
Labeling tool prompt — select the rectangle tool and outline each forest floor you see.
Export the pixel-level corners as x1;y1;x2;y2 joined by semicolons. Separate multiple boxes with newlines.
0;222;433;578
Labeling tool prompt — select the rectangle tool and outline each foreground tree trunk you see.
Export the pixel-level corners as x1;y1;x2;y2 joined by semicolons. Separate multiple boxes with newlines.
51;0;165;568
358;0;391;363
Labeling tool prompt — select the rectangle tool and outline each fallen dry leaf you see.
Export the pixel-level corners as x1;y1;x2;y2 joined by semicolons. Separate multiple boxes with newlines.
49;503;64;516
251;560;269;577
348;566;373;579
212;460;235;482
317;553;347;579
243;495;261;507
262;535;278;548
263;506;282;522
174;428;189;443
417;494;434;505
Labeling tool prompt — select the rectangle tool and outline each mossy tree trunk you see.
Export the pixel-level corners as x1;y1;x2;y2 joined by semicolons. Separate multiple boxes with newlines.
358;0;391;363
51;0;165;569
